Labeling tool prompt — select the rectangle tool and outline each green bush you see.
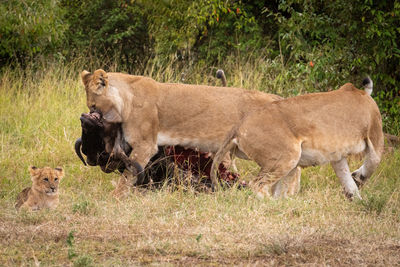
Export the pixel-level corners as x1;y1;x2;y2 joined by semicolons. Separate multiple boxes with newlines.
61;0;152;70
138;0;265;64
0;0;66;65
269;0;400;133
1;0;399;132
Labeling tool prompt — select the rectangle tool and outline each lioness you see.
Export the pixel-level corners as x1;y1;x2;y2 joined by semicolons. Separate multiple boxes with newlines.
211;78;383;200
15;166;64;211
81;69;302;195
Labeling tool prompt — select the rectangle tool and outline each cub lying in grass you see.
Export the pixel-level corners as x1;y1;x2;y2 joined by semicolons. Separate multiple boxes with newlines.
15;166;64;211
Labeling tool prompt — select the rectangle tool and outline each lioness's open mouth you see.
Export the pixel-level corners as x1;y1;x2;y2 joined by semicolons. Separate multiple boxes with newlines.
80;111;103;128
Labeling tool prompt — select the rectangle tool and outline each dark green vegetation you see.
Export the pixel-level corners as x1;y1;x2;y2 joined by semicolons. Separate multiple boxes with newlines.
1;0;399;132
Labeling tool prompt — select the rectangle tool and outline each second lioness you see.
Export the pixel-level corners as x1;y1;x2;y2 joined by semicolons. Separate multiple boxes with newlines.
211;78;383;200
81;69;300;194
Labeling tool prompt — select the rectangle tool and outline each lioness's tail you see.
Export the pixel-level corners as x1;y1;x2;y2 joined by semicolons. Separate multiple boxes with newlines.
363;76;373;95
211;126;238;187
216;69;227;87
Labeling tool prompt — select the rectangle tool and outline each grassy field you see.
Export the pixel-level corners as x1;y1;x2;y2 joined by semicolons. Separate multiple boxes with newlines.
0;63;399;266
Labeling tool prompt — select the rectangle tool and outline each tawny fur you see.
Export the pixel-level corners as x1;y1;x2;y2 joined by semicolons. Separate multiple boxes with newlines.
15;166;64;211
211;80;383;200
81;70;286;184
214;69;300;194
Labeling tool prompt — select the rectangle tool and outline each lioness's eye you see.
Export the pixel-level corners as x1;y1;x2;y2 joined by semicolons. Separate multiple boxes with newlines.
44;178;49;182
55;177;58;181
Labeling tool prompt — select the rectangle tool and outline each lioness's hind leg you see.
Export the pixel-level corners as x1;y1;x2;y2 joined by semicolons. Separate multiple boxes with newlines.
247;142;301;199
251;156;300;199
250;169;279;199
331;158;361;200
351;138;382;188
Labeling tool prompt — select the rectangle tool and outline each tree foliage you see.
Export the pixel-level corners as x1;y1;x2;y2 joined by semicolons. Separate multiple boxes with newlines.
0;0;399;132
273;0;400;131
61;0;152;69
0;0;66;65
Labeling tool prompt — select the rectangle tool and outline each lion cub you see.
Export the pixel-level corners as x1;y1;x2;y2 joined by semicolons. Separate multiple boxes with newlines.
15;166;64;211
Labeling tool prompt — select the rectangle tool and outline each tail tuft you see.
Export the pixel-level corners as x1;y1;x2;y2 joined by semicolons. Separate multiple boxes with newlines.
216;69;224;79
362;76;373;95
216;69;227;87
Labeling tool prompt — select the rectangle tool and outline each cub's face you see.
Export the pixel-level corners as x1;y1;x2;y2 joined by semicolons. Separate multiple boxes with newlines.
29;166;64;195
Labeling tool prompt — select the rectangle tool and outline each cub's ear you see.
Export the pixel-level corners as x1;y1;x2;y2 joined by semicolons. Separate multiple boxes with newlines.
81;70;92;87
28;166;38;174
92;69;109;95
103;108;122;123
28;166;39;180
54;167;65;179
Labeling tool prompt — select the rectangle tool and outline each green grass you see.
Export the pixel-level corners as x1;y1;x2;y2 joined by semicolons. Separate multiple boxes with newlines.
0;62;399;265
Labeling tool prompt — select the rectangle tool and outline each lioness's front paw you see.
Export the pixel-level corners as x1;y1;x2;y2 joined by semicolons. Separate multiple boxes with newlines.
111;187;130;200
111;176;131;200
126;163;135;174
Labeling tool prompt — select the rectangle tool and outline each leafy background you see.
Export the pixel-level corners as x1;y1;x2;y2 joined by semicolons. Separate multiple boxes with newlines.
1;0;399;133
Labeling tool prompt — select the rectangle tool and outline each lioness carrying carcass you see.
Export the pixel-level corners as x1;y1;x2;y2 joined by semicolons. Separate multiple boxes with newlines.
75;69;234;179
74;111;240;187
211;78;384;200
75;69;240;186
80;69;301;196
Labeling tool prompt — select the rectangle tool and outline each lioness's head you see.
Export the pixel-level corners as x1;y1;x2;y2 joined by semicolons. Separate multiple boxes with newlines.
81;69;122;122
29;166;64;196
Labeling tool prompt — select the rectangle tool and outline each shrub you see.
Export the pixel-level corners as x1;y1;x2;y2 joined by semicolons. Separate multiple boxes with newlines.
0;0;66;65
269;0;400;133
61;0;152;70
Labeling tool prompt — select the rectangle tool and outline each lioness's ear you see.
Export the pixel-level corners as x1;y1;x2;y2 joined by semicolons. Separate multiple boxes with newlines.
55;167;64;179
81;70;92;86
92;69;109;95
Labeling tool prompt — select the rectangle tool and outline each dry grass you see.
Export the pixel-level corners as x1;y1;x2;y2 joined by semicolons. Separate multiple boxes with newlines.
0;62;399;266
